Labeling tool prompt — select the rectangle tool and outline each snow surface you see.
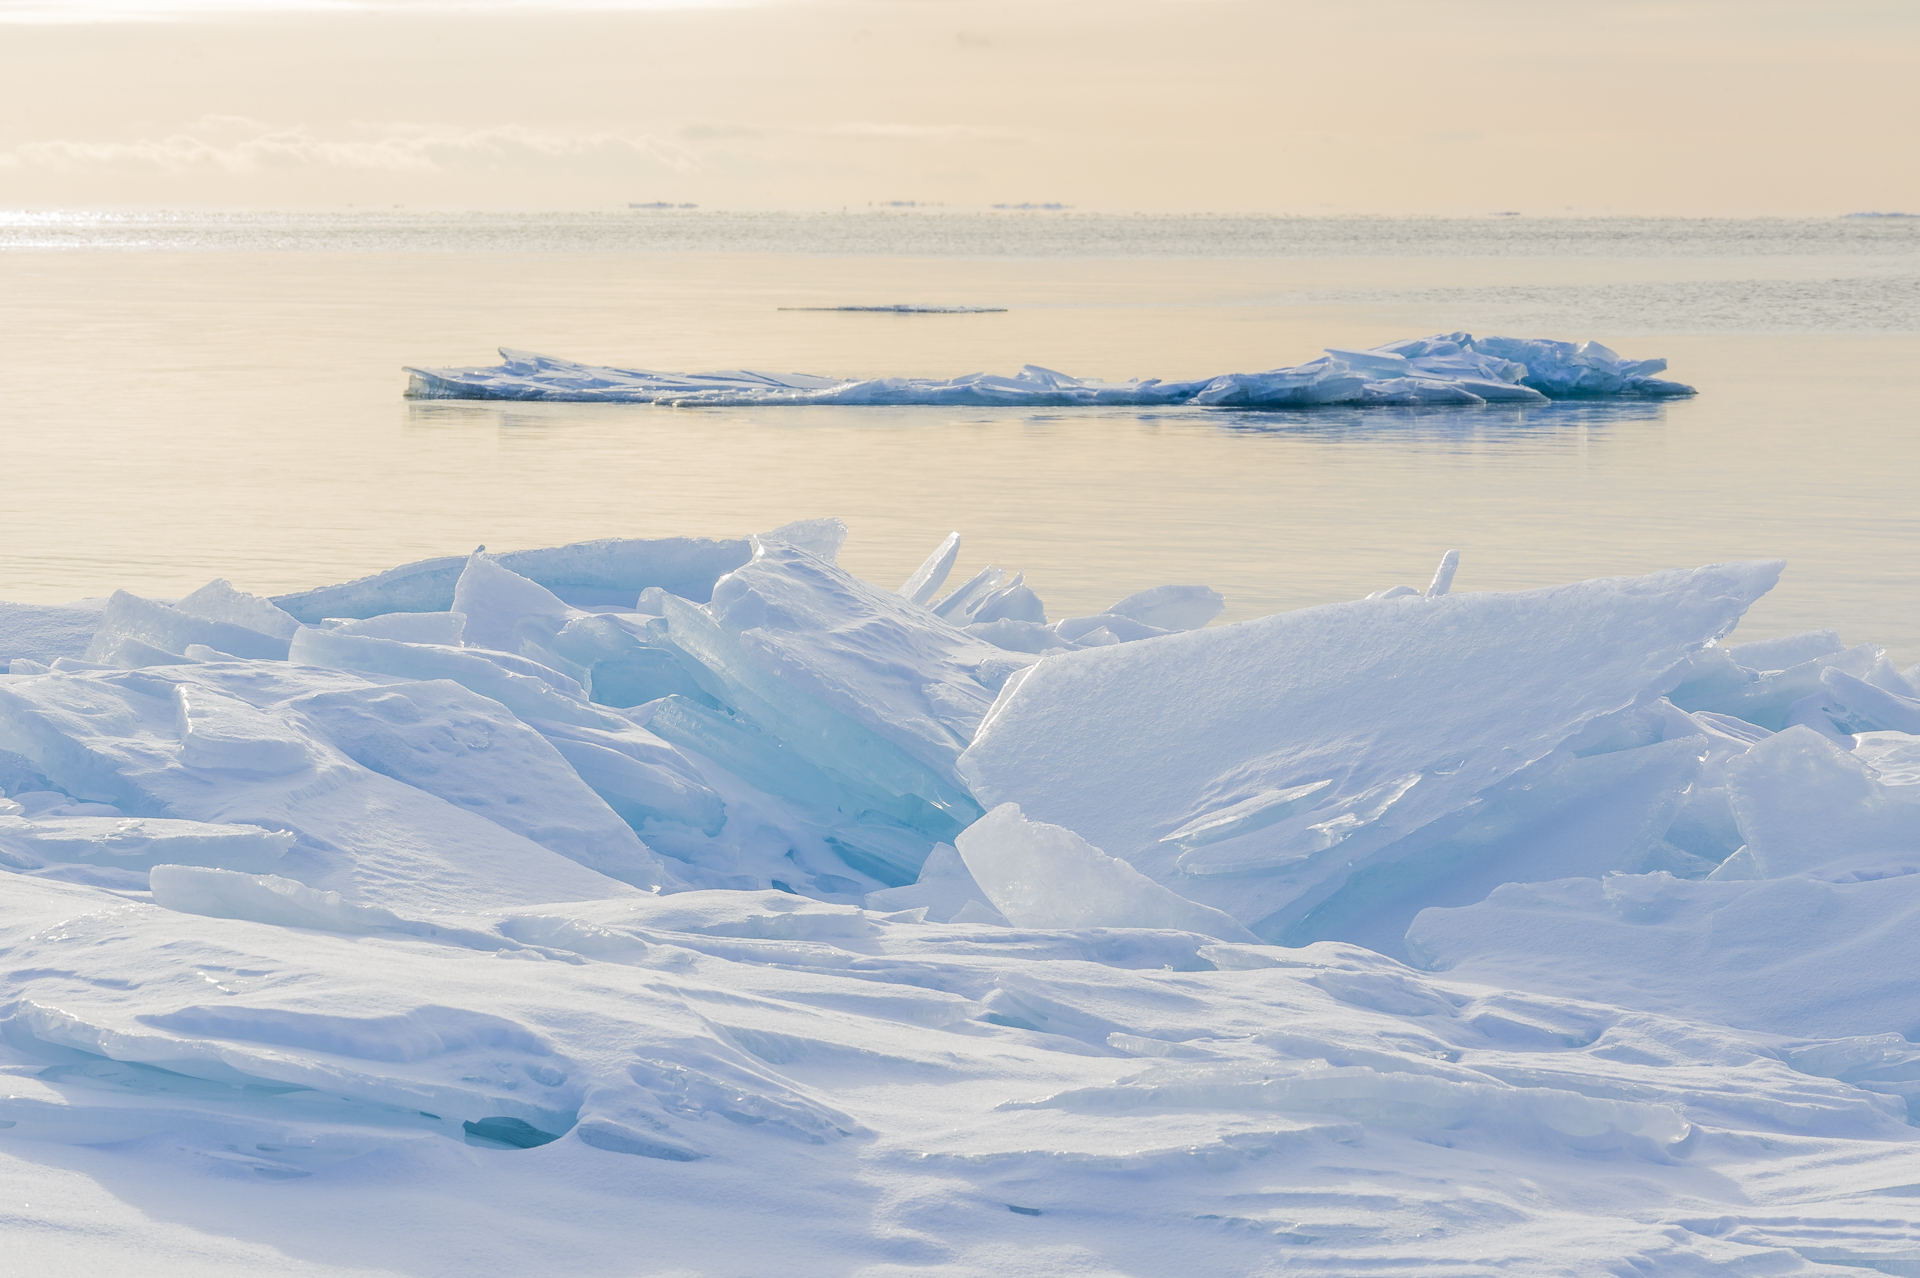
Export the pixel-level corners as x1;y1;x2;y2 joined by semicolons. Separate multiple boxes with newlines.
403;333;1696;408
6;527;1920;1276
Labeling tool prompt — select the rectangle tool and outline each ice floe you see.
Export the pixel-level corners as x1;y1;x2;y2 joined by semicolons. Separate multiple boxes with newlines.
404;332;1696;408
6;524;1920;1276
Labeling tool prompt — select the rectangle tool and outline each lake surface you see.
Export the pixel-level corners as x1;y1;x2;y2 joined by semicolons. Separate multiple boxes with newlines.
3;212;1916;656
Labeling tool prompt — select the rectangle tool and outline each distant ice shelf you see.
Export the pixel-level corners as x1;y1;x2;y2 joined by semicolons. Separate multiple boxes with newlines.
775;304;1007;313
403;332;1697;408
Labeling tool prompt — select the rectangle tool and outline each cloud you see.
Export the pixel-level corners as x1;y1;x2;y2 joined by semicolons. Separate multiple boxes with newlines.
0;116;1015;178
813;122;1023;143
0;122;694;172
676;122;769;142
0;0;755;24
668;121;1022;148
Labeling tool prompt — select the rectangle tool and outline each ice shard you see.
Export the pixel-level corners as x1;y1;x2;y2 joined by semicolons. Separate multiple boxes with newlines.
958;562;1781;940
273;535;753;621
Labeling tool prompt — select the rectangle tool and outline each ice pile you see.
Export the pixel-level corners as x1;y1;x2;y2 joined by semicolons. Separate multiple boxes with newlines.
403;332;1695;409
6;524;1920;1276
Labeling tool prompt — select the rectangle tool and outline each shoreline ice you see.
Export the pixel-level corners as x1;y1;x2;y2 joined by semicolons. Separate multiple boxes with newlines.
6;524;1920;1276
404;332;1696;408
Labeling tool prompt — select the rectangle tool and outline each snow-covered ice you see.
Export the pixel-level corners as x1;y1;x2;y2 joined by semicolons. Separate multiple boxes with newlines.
6;524;1920;1276
403;332;1696;409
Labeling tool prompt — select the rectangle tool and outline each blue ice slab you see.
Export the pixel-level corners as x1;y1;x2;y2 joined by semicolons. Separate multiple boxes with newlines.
529;716;727;838
547;614;717;710
641;695;848;821
644;595;981;832
286;628;621;731
273;536;752;622
640;690;967;865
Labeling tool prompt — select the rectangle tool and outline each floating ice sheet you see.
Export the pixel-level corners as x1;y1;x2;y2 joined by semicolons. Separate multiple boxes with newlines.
404;333;1695;409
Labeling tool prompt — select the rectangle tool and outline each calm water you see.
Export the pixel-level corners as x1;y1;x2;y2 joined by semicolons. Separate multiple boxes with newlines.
3;213;1917;656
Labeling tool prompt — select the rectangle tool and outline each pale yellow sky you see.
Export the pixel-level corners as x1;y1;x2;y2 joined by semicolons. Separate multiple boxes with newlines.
1;0;1914;214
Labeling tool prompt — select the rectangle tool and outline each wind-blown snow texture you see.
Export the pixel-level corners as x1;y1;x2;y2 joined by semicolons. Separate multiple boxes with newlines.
403;333;1695;409
6;524;1920;1277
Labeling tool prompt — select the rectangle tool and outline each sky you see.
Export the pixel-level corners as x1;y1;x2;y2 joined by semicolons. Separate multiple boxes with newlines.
1;0;1915;214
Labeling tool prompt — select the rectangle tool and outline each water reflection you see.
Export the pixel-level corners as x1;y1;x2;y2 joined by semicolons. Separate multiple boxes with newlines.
408;396;1671;441
1195;397;1669;438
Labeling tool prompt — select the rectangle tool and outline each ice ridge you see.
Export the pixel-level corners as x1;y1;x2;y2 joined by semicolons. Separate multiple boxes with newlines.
403;333;1696;408
10;526;1920;1276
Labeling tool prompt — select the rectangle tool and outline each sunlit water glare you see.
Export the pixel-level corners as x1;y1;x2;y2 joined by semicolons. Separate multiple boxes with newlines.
3;212;1915;655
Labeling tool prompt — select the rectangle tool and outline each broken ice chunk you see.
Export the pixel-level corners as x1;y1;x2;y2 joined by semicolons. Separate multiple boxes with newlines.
696;541;1004;793
969;574;1047;625
929;565;1014;623
955;803;1257;940
530;717;727;838
272;535;754;621
174;683;316;774
1725;725;1920;877
1052;614;1170;645
174;579;302;641
1105;585;1224;632
0;815;293;874
546;613;716;709
864;842;1005;922
1405;867;1920;1038
1289;735;1709;958
1727;629;1844;672
86;590;292;663
1175;772;1423;879
965;619;1072;655
826;815;942;886
640;694;851;823
287;628;617;731
440;548;722;709
95;634;199;667
959;560;1781;940
899;532;961;606
1425;551;1460;599
758;518;847;562
453;548;583;657
1323;346;1411;376
0;664;644;912
1676;643;1883;731
149;864;434;937
1813;668;1920;736
326;611;468;645
1190;359;1370;407
1853;732;1920;787
1158;780;1334;851
288;679;673;891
